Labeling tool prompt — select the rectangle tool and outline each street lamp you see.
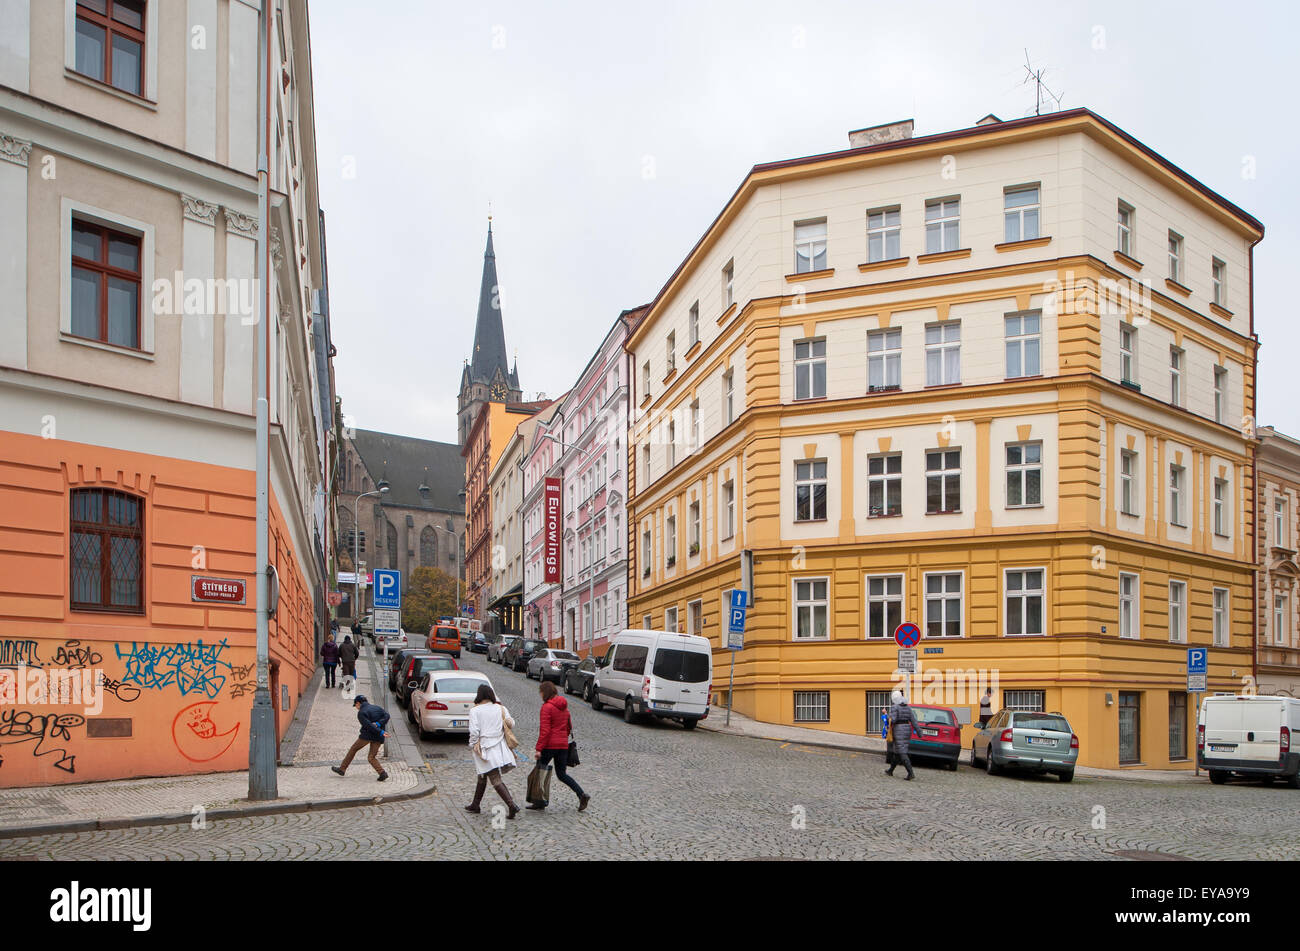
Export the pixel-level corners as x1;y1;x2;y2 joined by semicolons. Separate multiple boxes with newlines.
435;522;464;615
353;480;389;622
540;432;603;653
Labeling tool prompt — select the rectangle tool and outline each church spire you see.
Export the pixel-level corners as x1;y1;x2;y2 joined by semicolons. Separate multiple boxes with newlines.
468;219;511;385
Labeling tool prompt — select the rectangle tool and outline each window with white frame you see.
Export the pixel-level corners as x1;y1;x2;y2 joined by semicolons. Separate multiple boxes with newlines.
664;605;678;633
1117;201;1134;256
924;572;963;637
924;197;960;253
1213;478;1229;536
722;259;734;309
1213;588;1229;647
642;444;650;485
1212;257;1226;307
667;420;675;467
1006;442;1043;507
867;691;892;734
1120;449;1138;516
1003;184;1040;242
866;574;903;639
688;302;700;347
1005;569;1045;635
793;578;829;639
666;332;676;374
642;613;652;629
723;369;735;425
1169;465;1186;527
583;602;591;638
1275;496;1289;548
688;599;702;637
1214;366;1227;424
794;691;830;722
665;515;676;566
1119;572;1139;639
867;453;902;517
867;328;902;391
1168;231;1183;284
689;501;700;553
925;322;960;385
1004;690;1045;713
641;529;651;578
926;449;961;514
722;480;735;538
1168;580;1187;643
1276;593;1290;645
794;338;827;400
794;219;828;273
1120;323;1136;385
642;361;650;399
690;400;700;452
795;460;828;522
1170;346;1183;405
866;206;901;262
1005;312;1041;378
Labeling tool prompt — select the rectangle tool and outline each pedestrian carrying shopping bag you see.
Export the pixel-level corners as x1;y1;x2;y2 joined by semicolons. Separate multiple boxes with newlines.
526;763;552;806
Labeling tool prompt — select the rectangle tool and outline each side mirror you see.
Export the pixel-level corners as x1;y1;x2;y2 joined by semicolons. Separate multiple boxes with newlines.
407;680;418;691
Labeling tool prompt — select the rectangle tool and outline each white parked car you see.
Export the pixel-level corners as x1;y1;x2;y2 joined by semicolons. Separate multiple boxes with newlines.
375;629;408;652
591;630;712;729
408;670;493;740
1199;695;1300;787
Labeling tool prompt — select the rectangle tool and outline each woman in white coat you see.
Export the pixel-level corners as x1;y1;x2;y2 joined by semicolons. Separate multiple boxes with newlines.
466;684;520;818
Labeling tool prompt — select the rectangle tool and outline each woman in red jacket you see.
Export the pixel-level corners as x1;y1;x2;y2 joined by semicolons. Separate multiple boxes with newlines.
531;681;590;811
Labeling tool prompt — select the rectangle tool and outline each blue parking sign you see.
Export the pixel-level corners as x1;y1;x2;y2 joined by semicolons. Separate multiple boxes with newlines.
1187;647;1207;675
373;569;401;609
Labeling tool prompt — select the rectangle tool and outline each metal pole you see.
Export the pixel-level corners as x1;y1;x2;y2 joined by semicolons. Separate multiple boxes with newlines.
247;0;276;801
726;651;735;726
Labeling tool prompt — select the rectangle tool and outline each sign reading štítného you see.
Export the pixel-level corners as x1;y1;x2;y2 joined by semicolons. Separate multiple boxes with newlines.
191;576;247;604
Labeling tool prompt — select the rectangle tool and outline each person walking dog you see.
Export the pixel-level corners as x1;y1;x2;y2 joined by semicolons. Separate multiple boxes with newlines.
530;681;590;811
332;694;390;781
465;684;520;819
321;633;340;688
884;689;918;781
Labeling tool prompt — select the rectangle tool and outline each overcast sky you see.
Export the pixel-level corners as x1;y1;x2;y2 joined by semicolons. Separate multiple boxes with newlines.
310;0;1299;445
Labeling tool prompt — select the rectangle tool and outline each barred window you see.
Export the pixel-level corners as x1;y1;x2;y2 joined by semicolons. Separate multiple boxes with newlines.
794;690;830;722
866;691;892;736
1003;690;1045;713
71;488;144;612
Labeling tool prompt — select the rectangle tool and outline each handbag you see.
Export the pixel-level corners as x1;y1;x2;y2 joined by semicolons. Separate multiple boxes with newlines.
500;704;519;750
567;726;580;767
526;763;552;806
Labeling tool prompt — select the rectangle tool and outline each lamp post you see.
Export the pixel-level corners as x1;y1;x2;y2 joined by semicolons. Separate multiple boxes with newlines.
435;522;464;615
353;481;389;622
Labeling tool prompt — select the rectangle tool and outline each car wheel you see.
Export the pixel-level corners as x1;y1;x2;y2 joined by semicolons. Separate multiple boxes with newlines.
682;718;697;731
583;682;593;703
1057;769;1074;783
591;686;603;711
1285;772;1300;790
407;704;415;724
1209;770;1228;785
623;698;638;724
985;746;1001;775
418;724;431;741
971;743;979;767
564;678;573;695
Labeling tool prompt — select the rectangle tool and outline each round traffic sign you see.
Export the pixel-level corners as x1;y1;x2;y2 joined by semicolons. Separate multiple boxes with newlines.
894;622;921;648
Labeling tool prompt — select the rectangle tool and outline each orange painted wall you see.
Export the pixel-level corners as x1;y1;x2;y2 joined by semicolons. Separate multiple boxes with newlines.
0;429;316;787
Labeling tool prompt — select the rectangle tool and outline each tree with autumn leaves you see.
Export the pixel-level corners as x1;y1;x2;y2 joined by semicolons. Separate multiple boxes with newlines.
401;566;459;633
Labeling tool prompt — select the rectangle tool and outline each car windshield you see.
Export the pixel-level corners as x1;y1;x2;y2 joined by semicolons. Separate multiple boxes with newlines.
432;678;486;695
419;657;455;670
915;708;955;725
651;649;710;683
1014;713;1070;732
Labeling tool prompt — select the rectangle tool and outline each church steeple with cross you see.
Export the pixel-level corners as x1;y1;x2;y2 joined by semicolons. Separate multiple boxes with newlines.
458;218;522;446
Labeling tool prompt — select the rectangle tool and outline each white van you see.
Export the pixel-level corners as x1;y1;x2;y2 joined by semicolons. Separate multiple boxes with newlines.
590;630;713;729
1198;695;1300;787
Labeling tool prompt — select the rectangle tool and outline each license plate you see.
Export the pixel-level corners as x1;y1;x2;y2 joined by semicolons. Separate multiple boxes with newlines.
1027;736;1054;746
654;701;674;708
921;728;938;736
451;720;466;727
1209;744;1235;752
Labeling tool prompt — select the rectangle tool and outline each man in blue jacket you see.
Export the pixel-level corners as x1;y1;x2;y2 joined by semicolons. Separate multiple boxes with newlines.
332;694;390;781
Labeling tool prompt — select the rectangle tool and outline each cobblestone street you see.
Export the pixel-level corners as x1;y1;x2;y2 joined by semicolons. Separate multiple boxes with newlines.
1;651;1297;861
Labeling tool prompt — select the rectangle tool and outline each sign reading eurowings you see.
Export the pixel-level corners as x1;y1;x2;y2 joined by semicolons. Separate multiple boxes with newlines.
544;477;562;584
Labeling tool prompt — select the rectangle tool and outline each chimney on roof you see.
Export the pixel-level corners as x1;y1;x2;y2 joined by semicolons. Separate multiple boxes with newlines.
847;119;914;149
976;113;1002;126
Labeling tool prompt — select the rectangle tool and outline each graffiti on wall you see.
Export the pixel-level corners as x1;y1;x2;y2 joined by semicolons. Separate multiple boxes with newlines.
114;638;233;698
171;701;240;762
0;639;42;668
0;709;84;773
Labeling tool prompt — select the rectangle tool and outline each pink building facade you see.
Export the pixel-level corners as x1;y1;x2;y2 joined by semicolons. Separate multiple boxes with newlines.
523;311;636;654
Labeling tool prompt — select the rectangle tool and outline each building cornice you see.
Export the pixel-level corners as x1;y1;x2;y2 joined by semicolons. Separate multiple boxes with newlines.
0;131;32;166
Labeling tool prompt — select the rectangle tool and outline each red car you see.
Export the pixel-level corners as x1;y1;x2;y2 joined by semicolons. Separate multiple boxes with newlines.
902;704;962;770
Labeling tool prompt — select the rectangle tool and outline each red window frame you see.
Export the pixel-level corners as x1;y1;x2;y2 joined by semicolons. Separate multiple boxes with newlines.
70;219;142;349
70;488;145;614
75;0;147;96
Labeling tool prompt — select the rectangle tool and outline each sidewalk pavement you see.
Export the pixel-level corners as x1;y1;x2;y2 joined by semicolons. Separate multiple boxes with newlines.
698;704;1207;784
0;638;435;840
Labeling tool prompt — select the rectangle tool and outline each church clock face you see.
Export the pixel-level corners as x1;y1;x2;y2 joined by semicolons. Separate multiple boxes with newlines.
490;381;508;401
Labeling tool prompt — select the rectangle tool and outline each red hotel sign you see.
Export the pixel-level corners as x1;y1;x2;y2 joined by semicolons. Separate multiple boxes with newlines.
544;477;562;584
191;576;247;605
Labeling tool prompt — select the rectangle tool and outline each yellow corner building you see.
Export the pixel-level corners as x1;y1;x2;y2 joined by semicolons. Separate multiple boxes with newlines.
625;110;1263;770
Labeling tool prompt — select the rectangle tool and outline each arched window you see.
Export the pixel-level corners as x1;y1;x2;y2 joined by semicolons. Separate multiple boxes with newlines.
420;526;437;566
386;520;398;569
71;488;143;612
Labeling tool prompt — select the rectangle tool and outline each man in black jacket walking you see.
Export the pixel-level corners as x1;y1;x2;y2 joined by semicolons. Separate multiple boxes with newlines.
332;694;390;781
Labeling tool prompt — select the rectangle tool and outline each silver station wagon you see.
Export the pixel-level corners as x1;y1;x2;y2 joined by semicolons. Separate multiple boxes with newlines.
971;709;1079;782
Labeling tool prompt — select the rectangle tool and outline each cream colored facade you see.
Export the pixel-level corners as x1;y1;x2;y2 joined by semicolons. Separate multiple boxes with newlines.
1256;427;1300;697
627;111;1263;770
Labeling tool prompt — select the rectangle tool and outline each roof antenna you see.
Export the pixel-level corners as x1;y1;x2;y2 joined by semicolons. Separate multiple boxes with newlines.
1021;49;1063;116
